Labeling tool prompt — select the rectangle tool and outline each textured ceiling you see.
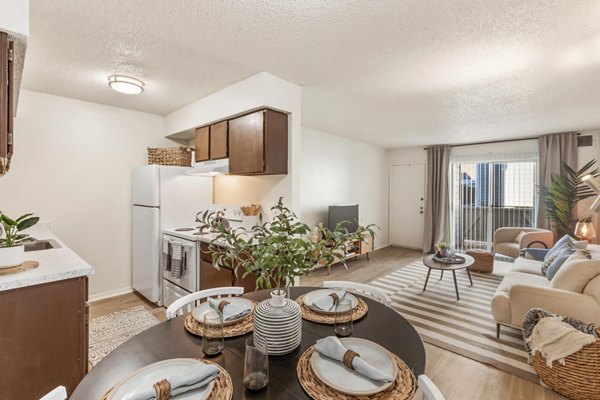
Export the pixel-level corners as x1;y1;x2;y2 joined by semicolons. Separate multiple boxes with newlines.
22;0;600;148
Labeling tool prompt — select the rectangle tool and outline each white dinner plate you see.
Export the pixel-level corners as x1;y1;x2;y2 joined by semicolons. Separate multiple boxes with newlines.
310;338;398;396
108;358;215;400
192;297;253;326
303;289;358;315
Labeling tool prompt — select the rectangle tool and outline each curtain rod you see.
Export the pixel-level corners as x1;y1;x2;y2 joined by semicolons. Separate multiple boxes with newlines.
423;132;581;150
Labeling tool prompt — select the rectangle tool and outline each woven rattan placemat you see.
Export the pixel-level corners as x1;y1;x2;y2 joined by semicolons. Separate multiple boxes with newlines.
184;309;254;338
100;359;232;400
0;261;39;276
297;346;416;400
295;294;368;325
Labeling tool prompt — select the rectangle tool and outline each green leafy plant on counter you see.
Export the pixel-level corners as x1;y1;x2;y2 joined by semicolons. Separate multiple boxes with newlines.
0;213;40;247
541;160;599;237
197;198;378;293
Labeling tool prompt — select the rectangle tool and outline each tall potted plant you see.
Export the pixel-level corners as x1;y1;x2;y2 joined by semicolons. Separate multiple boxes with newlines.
0;213;39;268
542;160;599;237
198;198;376;354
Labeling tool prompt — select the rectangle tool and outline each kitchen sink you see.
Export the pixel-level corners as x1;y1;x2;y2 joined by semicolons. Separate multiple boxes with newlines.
23;239;61;252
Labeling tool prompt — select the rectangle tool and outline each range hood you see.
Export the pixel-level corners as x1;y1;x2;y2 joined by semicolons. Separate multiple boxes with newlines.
186;158;229;176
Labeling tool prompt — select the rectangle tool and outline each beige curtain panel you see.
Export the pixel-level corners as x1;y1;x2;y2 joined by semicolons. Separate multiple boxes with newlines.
423;145;451;253
537;132;579;231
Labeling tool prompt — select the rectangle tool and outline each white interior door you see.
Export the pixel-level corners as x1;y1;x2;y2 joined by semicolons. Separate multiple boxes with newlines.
390;163;426;249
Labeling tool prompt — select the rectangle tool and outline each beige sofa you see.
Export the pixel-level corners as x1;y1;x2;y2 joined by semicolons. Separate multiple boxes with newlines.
491;244;600;337
493;227;554;258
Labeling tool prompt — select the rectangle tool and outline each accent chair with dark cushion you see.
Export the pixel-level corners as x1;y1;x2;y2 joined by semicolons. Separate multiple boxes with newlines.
493;227;554;258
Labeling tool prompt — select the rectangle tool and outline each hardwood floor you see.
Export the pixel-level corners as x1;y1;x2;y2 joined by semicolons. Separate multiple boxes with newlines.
89;246;565;400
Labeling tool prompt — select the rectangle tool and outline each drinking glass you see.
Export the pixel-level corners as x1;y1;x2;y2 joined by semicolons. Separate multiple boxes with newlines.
202;311;224;356
243;336;269;390
334;298;354;337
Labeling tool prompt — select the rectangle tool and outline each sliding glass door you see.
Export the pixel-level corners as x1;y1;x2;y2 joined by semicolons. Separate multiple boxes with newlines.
449;154;538;251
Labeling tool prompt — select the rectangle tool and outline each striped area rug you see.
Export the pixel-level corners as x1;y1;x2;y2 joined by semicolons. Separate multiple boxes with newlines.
370;261;538;382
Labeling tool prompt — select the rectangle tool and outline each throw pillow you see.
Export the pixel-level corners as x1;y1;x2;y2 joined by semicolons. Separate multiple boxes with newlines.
545;245;579;280
550;257;600;293
544;235;574;262
572;240;589;250
541;242;573;276
514;231;528;244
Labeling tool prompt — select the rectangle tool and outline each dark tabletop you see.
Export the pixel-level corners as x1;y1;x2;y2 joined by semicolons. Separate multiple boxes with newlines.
422;253;475;270
71;287;426;400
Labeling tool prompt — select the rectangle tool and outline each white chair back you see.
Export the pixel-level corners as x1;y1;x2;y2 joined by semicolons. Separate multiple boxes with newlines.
166;287;244;319
322;280;391;306
418;375;445;400
39;386;67;400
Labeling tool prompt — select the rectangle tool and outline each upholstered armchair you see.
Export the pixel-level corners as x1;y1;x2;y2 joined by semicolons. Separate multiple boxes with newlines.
493;227;554;258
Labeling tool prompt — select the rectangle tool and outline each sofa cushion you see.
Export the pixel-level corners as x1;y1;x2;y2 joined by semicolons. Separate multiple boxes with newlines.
542;242;574;275
495;242;520;258
491;271;550;324
550;257;600;293
545;245;578;280
584;275;600;303
511;257;545;276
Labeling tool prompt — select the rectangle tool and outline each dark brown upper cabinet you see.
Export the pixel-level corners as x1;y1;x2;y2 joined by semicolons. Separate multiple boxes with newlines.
195;121;229;162
229;109;288;175
194;126;209;162
0;31;14;177
209;120;228;160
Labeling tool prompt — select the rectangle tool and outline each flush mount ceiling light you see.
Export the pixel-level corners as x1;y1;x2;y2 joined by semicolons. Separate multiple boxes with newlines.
108;75;144;95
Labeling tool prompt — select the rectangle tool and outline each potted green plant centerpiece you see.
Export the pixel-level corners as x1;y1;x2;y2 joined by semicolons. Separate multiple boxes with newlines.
198;198;376;355
0;213;39;268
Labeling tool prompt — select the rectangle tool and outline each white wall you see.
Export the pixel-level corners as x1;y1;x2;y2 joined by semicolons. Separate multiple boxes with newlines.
166;72;302;218
0;90;171;297
0;0;29;36
301;127;389;248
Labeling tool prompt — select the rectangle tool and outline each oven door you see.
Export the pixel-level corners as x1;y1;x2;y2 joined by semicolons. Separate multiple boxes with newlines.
162;234;198;293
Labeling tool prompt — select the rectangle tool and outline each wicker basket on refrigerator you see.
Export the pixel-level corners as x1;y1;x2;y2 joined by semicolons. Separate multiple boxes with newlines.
147;147;192;167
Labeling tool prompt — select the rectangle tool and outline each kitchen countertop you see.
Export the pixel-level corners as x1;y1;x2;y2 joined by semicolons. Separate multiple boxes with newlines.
163;227;253;245
0;224;94;291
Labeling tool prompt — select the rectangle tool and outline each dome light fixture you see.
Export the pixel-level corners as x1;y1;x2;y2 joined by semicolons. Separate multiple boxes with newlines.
108;75;145;95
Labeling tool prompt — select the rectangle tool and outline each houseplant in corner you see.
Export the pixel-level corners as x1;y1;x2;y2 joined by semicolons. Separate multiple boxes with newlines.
198;198;376;355
542;160;599;237
0;212;39;268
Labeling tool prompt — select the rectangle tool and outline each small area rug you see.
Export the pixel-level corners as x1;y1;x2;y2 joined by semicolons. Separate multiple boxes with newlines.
370;261;538;382
89;305;160;367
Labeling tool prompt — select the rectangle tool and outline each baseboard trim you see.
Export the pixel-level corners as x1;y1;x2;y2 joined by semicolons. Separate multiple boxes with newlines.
374;242;390;250
89;286;134;302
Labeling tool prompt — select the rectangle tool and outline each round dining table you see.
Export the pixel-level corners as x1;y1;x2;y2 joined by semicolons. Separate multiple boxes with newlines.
72;287;426;400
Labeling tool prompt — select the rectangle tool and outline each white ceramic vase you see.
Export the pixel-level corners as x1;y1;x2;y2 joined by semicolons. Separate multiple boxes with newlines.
253;289;302;356
0;245;24;269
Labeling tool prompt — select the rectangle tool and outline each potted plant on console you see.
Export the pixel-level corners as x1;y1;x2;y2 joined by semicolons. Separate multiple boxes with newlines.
0;213;39;268
198;198;376;355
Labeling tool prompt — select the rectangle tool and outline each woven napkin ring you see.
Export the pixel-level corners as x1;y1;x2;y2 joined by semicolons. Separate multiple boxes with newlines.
218;300;230;313
153;379;171;400
343;349;360;370
328;293;340;305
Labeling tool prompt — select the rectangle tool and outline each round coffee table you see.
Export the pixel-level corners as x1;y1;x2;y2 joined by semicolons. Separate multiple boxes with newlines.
422;253;475;300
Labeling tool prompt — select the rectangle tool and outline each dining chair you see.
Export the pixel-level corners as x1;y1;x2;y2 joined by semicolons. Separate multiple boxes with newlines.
417;375;445;400
322;280;391;307
39;386;67;400
166;286;245;319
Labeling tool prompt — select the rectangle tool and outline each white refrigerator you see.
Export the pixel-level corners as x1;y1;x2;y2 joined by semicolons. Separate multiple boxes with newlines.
132;165;213;304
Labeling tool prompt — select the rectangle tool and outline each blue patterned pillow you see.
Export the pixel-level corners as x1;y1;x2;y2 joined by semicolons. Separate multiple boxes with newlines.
541;242;573;276
545;245;577;280
544;235;574;262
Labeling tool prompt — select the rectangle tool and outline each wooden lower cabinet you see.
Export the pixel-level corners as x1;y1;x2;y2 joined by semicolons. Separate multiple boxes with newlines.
0;276;89;399
199;243;259;292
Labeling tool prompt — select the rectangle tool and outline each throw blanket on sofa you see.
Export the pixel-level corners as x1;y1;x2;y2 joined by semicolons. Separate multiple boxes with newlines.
522;308;597;362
